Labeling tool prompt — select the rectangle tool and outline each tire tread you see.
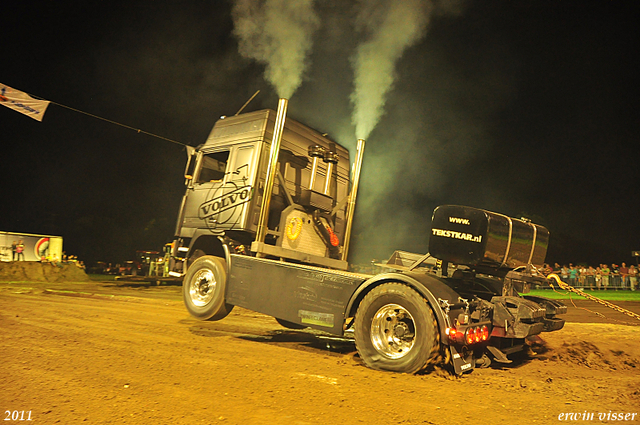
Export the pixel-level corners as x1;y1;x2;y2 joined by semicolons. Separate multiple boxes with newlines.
354;282;440;373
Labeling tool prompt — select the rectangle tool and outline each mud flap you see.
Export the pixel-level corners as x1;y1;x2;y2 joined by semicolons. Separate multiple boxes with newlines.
450;345;474;375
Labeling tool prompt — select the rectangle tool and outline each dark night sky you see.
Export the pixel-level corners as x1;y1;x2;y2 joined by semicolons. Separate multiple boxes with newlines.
2;1;639;267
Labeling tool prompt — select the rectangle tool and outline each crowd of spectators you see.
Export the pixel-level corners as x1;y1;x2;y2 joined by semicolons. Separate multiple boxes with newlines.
40;252;86;270
7;241;85;271
541;262;638;291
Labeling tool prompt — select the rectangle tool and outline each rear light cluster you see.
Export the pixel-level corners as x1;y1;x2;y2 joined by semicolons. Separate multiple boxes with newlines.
465;325;489;344
447;325;490;345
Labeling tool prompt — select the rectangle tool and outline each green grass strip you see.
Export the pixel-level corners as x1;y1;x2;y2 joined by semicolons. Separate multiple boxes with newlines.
525;288;640;301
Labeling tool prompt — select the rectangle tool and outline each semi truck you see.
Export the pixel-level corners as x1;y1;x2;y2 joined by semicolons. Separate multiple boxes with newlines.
167;99;566;374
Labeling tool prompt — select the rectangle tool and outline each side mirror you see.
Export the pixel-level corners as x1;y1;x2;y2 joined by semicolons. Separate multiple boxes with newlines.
184;147;198;186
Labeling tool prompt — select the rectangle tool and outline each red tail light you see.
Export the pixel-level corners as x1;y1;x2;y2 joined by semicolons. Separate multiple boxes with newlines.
447;327;458;343
480;325;489;341
466;328;475;345
453;325;491;345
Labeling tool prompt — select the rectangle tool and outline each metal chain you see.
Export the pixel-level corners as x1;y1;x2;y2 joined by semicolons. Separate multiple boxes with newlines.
547;274;640;322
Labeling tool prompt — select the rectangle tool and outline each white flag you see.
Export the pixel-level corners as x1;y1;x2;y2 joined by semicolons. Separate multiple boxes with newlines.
0;83;50;122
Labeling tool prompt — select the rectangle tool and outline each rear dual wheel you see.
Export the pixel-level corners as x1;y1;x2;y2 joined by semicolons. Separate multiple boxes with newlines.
182;255;234;321
354;283;439;374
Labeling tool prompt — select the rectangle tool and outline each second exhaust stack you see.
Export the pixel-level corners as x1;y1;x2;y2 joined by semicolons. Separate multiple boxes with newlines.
342;138;365;261
255;98;288;244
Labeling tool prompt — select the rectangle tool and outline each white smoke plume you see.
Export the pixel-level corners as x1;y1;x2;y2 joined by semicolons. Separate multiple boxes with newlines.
232;0;320;99
351;0;433;139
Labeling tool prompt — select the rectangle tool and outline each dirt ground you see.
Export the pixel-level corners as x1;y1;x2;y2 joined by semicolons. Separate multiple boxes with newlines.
1;268;639;424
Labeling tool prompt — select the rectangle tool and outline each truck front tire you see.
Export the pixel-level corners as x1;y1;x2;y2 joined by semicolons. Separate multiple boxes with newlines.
354;283;439;374
182;255;234;321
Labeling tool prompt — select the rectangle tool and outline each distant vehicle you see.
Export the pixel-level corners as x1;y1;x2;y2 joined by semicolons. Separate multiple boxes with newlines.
87;261;108;274
117;251;162;276
114;245;174;283
118;260;141;276
135;250;162;276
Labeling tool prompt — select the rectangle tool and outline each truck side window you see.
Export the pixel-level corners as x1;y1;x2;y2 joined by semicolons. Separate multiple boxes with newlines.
197;151;229;183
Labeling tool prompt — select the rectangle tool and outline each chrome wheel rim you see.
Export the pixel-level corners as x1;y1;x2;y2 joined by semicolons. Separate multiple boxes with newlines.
370;303;416;359
189;269;216;307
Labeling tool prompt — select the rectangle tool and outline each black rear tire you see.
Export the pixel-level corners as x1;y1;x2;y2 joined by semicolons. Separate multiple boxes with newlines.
182;255;233;321
354;283;439;374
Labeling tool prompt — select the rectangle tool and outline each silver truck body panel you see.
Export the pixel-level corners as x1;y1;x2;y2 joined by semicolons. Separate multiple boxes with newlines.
177;110;350;240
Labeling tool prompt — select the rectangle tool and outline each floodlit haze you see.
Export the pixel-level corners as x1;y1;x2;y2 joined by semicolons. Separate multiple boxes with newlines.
350;0;432;140
2;1;639;267
232;0;320;99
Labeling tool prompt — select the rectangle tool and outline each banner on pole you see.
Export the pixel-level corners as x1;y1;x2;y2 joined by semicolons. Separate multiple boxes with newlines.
0;83;51;122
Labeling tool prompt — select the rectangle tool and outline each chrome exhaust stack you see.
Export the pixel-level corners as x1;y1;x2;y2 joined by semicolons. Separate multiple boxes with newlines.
308;145;325;191
341;138;365;261
323;144;339;196
255;98;288;244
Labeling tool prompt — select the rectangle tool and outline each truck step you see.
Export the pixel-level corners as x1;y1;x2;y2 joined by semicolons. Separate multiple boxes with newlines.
486;345;512;364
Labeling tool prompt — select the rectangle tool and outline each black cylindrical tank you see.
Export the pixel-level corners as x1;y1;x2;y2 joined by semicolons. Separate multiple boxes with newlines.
428;205;549;270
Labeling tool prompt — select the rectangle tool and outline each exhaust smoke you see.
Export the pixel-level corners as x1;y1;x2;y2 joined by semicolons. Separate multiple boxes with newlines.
232;0;320;99
350;0;433;139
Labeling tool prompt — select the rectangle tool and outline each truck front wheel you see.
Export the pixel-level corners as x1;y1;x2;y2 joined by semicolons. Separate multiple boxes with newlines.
182;256;234;321
354;283;439;374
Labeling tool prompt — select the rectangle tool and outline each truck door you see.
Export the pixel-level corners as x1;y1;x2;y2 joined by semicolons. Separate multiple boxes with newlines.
180;149;231;234
217;144;257;232
180;144;257;235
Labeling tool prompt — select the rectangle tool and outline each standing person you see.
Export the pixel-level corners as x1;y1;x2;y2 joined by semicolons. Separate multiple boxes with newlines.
629;265;638;291
578;265;587;289
586;265;596;290
595;267;602;290
601;264;610;290
569;265;578;288
619;262;629;289
11;241;17;261
610;264;620;288
561;265;569;284
16;240;25;261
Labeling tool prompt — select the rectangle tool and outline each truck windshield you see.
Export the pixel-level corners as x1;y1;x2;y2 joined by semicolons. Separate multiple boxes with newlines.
197;151;229;183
